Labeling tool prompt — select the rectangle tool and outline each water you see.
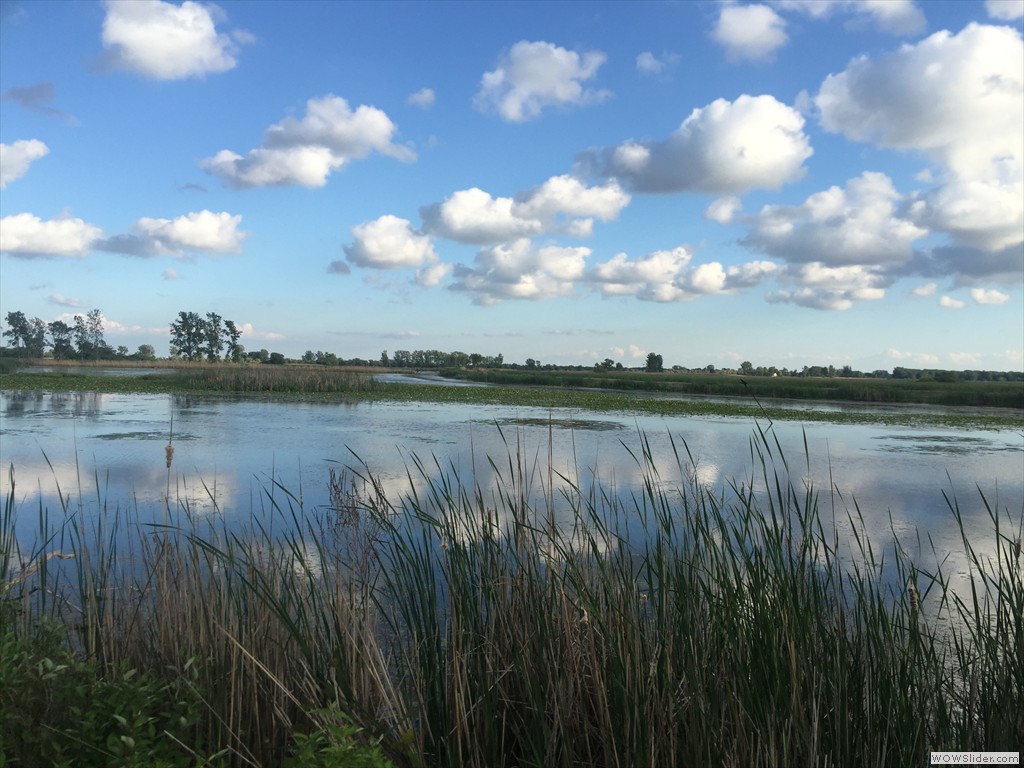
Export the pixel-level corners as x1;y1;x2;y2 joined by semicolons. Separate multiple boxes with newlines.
1;389;1021;594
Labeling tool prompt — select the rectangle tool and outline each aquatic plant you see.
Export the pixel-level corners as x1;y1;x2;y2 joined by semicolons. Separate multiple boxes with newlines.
1;427;1020;766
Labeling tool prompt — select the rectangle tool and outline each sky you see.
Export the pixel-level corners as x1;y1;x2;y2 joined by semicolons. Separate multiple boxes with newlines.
1;0;1022;372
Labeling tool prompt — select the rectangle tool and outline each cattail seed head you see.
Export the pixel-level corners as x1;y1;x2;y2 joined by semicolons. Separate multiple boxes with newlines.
1013;537;1021;561
165;443;175;469
908;584;919;612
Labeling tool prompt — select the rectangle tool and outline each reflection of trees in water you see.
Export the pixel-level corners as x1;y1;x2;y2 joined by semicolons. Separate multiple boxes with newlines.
2;390;107;420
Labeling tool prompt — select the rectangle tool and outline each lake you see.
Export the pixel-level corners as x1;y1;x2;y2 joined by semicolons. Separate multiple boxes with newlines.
1;387;1021;593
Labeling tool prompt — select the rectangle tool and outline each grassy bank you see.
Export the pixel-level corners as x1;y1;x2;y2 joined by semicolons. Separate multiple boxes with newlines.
2;367;1022;429
443;367;1024;410
2;429;1021;766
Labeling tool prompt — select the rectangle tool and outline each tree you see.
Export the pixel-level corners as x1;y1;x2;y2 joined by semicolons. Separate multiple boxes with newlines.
3;311;30;353
85;309;106;360
203;312;224;362
73;314;93;359
135;344;156;361
170;311;204;360
268;352;286;365
224;320;243;362
48;320;74;360
740;361;754;376
645;352;664;373
380;350;390;368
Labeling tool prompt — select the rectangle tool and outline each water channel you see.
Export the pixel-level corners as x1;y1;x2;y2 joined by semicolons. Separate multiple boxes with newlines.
1;383;1021;595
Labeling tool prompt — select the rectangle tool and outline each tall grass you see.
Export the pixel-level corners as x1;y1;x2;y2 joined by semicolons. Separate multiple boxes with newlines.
1;426;1020;766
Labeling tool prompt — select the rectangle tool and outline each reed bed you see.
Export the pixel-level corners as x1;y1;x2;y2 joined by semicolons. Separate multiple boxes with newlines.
1;427;1020;766
161;366;382;394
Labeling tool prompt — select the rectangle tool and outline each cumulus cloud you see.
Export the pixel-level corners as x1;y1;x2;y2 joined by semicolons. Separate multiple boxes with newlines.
744;172;926;266
636;51;678;74
816;23;1023;251
577;94;811;194
912;282;937;296
0;213;103;258
986;0;1024;20
475;40;610;122
940;296;965;309
421;176;629;244
0;139;48;188
705;196;742;224
101;0;251;80
407;87;435;108
341;215;449;287
586;245;780;302
162;268;179;280
712;4;788;61
201;95;415;188
767;263;887;310
449;239;590;304
98;210;247;256
970;288;1010;305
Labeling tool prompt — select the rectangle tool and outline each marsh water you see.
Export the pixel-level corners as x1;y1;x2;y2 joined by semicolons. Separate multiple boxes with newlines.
2;384;1022;591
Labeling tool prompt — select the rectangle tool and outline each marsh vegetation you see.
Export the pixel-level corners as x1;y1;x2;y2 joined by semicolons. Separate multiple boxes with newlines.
2;428;1021;766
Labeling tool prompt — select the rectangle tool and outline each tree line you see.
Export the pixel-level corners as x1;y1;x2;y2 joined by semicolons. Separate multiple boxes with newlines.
169;311;243;362
1;309;157;361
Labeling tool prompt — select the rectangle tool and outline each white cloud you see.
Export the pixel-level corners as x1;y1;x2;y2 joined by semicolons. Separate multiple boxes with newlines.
587;245;780;302
237;322;285;342
421;188;540;244
0;139;48;188
101;0;250;80
704;196;742;224
201;95;415;188
745;172;926;266
939;295;965;309
475;40;610;122
450;239;590;304
970;288;1010;305
767;263;886;310
712;4;788;61
99;210;247;256
816;23;1023;251
421;176;628;245
948;351;982;366
0;213;103;258
407;88;435;108
47;293;84;308
636;51;678;74
343;215;440;271
578;94;811;194
774;0;926;34
912;282;937;296
162;268;179;280
985;0;1024;20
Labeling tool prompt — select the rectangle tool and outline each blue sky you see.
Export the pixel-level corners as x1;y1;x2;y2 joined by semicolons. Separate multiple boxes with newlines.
1;0;1022;371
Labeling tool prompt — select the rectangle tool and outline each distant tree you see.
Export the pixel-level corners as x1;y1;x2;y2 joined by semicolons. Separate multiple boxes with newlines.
525;358;539;370
224;320;243;362
739;361;754;375
203;312;224;362
645;352;664;373
48;320;74;359
85;309;106;360
269;352;286;365
380;350;390;367
170;312;204;360
302;350;316;364
135;344;156;361
3;311;27;351
596;358;614;370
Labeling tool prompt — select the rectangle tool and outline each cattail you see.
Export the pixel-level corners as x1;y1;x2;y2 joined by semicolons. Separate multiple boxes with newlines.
908;584;919;612
1013;537;1021;561
165;443;175;469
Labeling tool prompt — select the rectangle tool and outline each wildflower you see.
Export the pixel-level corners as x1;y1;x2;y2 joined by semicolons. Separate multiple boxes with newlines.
165;443;175;469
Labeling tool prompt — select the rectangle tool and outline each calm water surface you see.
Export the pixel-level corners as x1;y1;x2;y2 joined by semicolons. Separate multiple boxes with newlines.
2;389;1021;589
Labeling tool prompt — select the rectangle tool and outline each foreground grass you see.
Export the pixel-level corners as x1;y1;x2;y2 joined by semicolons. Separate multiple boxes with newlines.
2;428;1021;766
2;368;1022;429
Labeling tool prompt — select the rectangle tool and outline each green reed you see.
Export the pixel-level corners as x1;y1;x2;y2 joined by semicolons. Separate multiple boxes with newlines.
1;425;1020;766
